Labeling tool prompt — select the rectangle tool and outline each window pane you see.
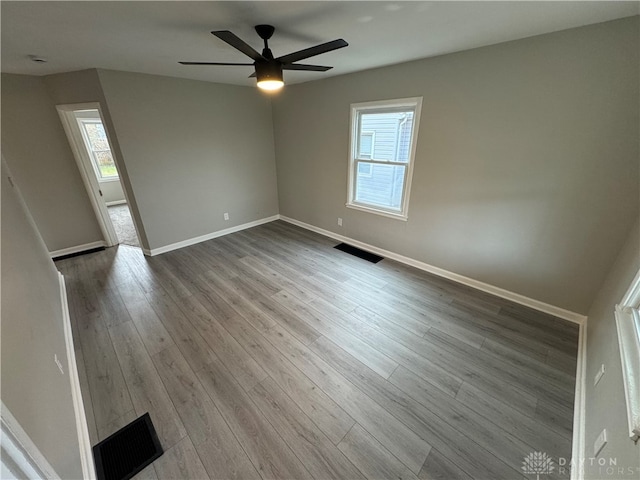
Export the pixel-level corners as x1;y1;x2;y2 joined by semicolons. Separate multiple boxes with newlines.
359;132;373;158
360;111;414;162
355;163;406;210
358;162;373;176
83;122;110;151
94;151;118;178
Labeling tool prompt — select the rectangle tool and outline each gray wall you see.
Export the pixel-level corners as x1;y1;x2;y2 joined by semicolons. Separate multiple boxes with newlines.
584;221;640;478
1;159;83;478
96;69;279;250
271;17;639;315
102;180;126;204
44;68;151;249
1;73;103;251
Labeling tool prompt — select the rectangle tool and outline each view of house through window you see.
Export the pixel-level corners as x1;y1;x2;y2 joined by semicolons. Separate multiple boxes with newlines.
77;117;118;180
348;98;422;219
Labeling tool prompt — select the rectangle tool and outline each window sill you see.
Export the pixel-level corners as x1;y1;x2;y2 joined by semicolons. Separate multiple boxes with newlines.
98;177;120;183
346;202;408;221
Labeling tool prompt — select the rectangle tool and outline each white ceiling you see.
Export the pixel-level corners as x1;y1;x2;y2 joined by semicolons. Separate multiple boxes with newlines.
2;1;638;87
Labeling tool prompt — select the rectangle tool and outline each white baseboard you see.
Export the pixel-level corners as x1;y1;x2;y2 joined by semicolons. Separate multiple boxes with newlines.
59;273;96;480
105;200;127;207
571;320;588;480
279;215;587;325
145;215;280;256
50;241;106;259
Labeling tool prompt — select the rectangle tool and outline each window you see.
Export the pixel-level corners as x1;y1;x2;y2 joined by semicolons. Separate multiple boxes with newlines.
347;97;422;220
615;268;640;442
76;118;118;181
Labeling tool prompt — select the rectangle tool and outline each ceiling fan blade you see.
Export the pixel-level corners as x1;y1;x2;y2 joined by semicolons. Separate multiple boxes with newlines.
276;39;348;65
212;30;265;61
179;61;254;66
282;64;333;72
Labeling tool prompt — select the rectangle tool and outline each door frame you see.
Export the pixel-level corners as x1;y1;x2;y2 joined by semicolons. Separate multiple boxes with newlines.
56;103;119;247
1;401;61;479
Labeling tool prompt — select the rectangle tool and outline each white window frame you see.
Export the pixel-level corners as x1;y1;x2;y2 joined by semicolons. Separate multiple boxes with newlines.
614;267;640;442
76;117;119;183
347;97;422;221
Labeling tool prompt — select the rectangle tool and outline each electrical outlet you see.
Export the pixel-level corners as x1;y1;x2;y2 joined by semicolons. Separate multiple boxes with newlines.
337;217;343;227
54;354;64;375
593;429;607;457
594;364;605;386
224;212;229;221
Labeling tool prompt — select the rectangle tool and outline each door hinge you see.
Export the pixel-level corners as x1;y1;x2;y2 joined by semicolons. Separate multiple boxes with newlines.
99;189;103;197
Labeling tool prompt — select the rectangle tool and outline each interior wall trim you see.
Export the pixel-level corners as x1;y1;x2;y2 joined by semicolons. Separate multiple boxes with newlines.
279;215;588;325
0;401;60;479
144;214;280;256
50;241;107;259
59;272;96;480
105;200;127;207
571;320;588;480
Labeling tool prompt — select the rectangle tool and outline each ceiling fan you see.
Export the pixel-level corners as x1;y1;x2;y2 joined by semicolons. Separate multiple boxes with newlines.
180;25;348;91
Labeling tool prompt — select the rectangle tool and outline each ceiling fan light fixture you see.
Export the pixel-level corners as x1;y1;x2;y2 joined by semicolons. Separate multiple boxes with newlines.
256;62;284;91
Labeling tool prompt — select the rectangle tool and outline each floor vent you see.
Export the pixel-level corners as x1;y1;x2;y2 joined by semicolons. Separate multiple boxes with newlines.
334;243;384;263
52;246;106;261
93;413;163;480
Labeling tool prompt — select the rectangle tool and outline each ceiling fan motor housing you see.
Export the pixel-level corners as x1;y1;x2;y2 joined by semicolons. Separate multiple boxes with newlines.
256;61;283;83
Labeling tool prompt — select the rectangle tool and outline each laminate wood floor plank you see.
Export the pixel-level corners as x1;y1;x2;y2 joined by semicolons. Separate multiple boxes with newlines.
220;312;355;444
75;311;134;432
144;288;219;373
272;290;399;379
419;448;473;480
221;273;322;346
240;313;431;474
117;280;175;357
546;348;579;376
341;277;489;349
197;355;314;480
266;226;389;290
152;436;210;480
312;336;527;480
58;219;577;479
455;382;570;456
131;464;158;480
425;328;574;408
202;263;429;472
97;409;137;442
152;345;239;447
251;228;351;283
387;366;539;479
451;302;579;356
73;344;99;446
108;321;187;448
152;347;261;480
249;378;365;480
239;255;320;304
117;245;164;294
498;303;580;337
142;255;193;301
535;397;575;439
480;337;575;391
171;292;269;392
337;424;421;480
308;297;465;398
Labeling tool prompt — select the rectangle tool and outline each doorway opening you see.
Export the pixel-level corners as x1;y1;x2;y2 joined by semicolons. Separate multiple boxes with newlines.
57;104;140;249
